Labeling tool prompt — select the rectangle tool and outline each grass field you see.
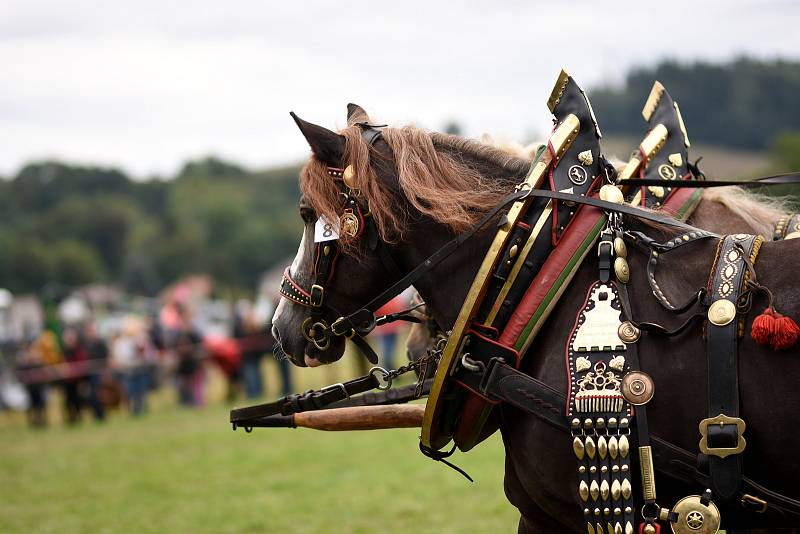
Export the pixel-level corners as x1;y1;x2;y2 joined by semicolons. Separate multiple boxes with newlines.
0;360;519;533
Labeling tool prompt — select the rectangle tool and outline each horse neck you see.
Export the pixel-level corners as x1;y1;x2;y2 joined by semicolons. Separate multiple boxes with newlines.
391;144;527;330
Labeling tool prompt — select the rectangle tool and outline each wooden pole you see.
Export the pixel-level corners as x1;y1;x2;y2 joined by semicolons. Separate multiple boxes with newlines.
293;404;424;431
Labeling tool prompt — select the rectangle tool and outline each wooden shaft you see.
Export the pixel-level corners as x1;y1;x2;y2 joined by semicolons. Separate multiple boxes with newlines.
293;404;424;431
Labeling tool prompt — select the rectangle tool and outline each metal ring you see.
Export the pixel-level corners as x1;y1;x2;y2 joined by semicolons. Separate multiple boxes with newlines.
461;354;483;373
369;366;392;390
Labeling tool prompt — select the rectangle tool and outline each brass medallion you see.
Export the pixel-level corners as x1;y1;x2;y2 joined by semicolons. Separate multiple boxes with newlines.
617;321;640;344
599;184;624;204
621;371;654;405
340;211;360;237
670;495;720;534
614;257;630;284
658;164;678;180
647;185;665;198
707;299;736;326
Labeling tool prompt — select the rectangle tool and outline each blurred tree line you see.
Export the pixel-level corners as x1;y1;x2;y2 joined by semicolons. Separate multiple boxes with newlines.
0;158;302;295
591;58;800;151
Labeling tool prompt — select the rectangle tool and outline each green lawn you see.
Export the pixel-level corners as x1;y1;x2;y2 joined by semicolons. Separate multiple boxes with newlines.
0;391;518;533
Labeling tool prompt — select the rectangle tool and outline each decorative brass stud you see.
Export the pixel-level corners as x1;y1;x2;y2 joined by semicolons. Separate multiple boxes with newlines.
599;184;625;204
578;149;594;166
598;436;608;460
625;522;634;534
621;371;655;405
608;436;618;459
619;435;629;458
614;523;623;534
587;523;595;534
618;322;641;344
590;480;600;501
614;257;630;284
613;237;627;258
509;244;519;259
621;478;632;500
573;437;585;459
611;479;621;501
580;481;590;501
647;185;665;198
600;480;610;500
609;355;626;372
642;525;656;534
708;299;736;326
585;436;596;459
668;153;683;167
342;165;357;189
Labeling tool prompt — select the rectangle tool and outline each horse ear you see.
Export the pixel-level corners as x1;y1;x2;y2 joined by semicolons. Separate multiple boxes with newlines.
290;112;345;166
346;103;369;126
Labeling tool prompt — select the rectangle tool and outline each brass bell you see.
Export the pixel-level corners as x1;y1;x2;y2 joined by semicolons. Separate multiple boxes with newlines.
599;184;625;204
670;495;721;534
613;237;627;258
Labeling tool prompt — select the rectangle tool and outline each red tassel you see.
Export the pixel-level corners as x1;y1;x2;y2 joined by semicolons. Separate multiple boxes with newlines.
771;313;800;350
751;307;800;350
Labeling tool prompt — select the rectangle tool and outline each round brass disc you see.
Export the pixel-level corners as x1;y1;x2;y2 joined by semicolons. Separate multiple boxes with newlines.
621;371;654;405
599;184;625;204
670;495;721;534
617;321;641;344
707;299;736;326
342;165;357;189
614;257;630;284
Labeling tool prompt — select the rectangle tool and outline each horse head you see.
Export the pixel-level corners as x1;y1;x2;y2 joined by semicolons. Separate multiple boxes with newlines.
271;105;531;367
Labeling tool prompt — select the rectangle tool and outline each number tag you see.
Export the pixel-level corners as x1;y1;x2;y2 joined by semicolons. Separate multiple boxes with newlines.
314;216;340;243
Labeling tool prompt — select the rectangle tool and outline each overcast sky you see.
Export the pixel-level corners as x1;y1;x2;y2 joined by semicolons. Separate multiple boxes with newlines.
1;1;799;178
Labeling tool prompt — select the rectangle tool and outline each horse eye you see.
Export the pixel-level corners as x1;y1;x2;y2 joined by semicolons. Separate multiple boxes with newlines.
299;207;316;223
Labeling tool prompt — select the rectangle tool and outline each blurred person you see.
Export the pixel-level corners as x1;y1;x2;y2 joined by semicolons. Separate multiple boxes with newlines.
174;304;205;407
82;322;107;421
61;327;88;424
234;300;262;399
110;318;153;416
19;339;48;427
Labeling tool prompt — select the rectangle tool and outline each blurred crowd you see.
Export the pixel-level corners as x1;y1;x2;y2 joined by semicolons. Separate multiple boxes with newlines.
3;296;293;428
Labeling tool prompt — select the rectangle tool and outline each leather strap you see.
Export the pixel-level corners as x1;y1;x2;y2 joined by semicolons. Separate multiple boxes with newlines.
704;235;762;500
622;171;800;188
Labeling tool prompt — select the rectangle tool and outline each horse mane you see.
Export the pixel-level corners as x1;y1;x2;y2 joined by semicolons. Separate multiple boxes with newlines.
299;125;531;246
700;186;791;236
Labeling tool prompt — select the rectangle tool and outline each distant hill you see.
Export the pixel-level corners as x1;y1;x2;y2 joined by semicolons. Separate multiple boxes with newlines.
590;58;800;151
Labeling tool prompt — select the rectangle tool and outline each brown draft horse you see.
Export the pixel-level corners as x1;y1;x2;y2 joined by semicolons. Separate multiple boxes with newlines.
270;111;800;533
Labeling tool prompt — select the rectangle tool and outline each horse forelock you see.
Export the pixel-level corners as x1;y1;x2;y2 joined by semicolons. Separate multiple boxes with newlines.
299;124;531;250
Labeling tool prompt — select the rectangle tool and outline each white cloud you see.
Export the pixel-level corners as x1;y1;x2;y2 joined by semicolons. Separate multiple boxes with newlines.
0;0;798;177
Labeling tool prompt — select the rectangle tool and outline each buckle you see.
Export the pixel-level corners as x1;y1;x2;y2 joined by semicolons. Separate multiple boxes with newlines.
699;413;747;458
310;284;324;307
741;494;768;513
